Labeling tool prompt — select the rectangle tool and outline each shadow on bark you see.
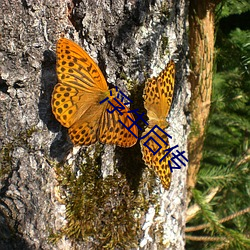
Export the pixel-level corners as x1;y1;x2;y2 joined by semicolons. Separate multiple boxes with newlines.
39;50;73;161
0;211;32;250
116;81;147;191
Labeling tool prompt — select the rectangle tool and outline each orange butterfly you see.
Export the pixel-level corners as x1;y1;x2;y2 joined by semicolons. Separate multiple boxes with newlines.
52;38;138;147
140;60;175;189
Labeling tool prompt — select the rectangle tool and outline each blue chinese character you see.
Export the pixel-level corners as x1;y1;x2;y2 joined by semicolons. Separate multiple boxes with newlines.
99;86;133;106
99;96;110;104
106;98;126;115
139;125;172;155
119;109;148;138
116;89;133;105
161;147;188;172
99;86;119;105
169;150;188;172
159;145;178;162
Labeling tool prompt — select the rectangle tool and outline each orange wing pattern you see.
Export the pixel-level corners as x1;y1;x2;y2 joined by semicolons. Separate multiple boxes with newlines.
99;98;137;147
140;61;175;189
52;38;138;147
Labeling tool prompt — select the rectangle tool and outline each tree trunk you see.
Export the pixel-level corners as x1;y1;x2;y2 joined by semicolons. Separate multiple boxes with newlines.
187;0;220;204
0;1;189;249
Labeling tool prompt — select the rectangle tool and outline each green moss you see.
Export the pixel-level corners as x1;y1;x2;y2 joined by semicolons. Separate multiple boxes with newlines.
0;144;13;178
161;35;169;57
119;72;139;92
25;126;38;138
51;149;157;248
0;126;38;178
159;2;170;17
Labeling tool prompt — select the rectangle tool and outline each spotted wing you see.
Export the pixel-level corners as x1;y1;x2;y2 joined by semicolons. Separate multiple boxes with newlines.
140;126;172;190
52;38;108;129
143;60;175;121
98;98;138;147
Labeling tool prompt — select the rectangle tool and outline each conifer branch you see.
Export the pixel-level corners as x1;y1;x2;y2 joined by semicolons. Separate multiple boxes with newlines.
185;206;250;232
236;150;250;168
186;235;227;242
186;187;219;222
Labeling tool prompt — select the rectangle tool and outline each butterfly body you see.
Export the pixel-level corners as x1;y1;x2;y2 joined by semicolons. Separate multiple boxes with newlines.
140;60;175;190
52;38;138;147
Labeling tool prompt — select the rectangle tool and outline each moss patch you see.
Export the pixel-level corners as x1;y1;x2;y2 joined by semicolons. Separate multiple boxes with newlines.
51;152;155;248
0;126;38;180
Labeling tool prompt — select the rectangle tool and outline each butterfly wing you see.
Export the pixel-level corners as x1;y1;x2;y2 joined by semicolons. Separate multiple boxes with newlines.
52;83;102;128
52;38;109;144
140;60;175;189
56;38;108;91
67;93;109;145
52;38;138;148
140;126;172;190
98;98;138;147
52;38;109;127
143;60;175;121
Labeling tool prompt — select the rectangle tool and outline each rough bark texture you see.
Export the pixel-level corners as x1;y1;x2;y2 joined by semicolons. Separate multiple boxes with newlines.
0;0;189;249
187;0;219;204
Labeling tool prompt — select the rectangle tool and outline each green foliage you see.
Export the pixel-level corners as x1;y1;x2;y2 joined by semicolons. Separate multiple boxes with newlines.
192;189;225;233
187;1;250;249
218;0;250;17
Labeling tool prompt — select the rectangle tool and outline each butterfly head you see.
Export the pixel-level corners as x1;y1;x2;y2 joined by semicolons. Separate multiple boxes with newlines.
99;88;119;102
148;118;169;129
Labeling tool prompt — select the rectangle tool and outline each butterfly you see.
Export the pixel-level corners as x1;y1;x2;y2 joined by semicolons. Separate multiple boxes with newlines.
140;60;175;189
51;38;138;147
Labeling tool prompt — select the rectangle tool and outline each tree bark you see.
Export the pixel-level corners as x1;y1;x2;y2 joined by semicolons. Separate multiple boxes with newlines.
0;0;189;249
187;0;220;204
